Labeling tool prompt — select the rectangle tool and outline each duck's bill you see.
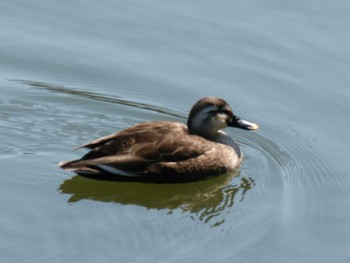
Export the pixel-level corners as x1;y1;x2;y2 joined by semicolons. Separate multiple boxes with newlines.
229;117;259;130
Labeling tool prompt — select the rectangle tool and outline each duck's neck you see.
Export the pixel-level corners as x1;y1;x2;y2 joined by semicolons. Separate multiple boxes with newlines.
210;131;242;158
188;127;242;158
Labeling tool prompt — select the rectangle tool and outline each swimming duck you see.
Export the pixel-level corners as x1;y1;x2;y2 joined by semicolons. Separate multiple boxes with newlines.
58;97;258;183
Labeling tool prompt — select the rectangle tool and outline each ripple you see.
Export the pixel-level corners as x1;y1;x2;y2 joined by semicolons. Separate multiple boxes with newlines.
271;125;349;232
11;79;185;118
238;119;350;253
14;78;343;233
34;82;297;229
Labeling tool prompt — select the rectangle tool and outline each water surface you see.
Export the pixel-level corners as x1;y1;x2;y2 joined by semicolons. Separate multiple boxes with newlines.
1;1;350;262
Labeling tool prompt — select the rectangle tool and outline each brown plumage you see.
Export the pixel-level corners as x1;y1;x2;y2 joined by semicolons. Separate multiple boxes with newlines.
58;97;259;183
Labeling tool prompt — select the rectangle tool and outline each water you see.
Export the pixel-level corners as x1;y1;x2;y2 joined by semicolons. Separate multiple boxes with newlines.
1;1;350;262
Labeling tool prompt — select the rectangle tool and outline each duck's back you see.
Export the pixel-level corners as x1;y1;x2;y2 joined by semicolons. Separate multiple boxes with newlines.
80;121;207;161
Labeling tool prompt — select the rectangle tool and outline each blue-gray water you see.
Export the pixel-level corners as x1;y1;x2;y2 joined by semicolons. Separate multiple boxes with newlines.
1;1;350;262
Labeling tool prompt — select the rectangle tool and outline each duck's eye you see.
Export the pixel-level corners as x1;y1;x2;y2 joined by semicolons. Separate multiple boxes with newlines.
220;109;229;114
208;109;227;116
207;107;231;116
217;109;231;115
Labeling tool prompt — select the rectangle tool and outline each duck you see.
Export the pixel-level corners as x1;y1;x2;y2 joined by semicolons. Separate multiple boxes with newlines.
58;96;259;183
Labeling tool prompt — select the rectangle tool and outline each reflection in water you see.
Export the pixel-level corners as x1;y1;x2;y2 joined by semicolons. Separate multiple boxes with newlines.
59;172;255;227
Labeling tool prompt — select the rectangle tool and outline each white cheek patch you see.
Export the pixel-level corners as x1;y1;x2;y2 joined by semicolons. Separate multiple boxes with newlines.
191;105;218;130
214;113;229;129
191;106;231;133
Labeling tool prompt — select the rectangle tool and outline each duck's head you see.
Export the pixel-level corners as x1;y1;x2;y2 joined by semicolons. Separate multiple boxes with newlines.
187;96;259;137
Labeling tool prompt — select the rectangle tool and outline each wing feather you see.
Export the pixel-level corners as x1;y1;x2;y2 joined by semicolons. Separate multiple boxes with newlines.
60;121;211;176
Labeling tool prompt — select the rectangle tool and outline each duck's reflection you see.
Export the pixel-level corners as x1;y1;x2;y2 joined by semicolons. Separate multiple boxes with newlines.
59;172;255;226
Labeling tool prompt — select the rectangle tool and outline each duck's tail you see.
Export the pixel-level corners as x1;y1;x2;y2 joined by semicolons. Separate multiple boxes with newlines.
58;159;100;174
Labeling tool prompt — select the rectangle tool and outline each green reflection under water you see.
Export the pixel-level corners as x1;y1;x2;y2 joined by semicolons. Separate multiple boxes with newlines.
59;172;255;227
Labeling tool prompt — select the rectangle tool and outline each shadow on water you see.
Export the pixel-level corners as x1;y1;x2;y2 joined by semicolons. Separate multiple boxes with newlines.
59;172;255;227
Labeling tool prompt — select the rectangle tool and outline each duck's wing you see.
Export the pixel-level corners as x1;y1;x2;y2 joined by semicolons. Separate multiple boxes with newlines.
59;122;209;176
73;132;121;150
72;123;142;150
